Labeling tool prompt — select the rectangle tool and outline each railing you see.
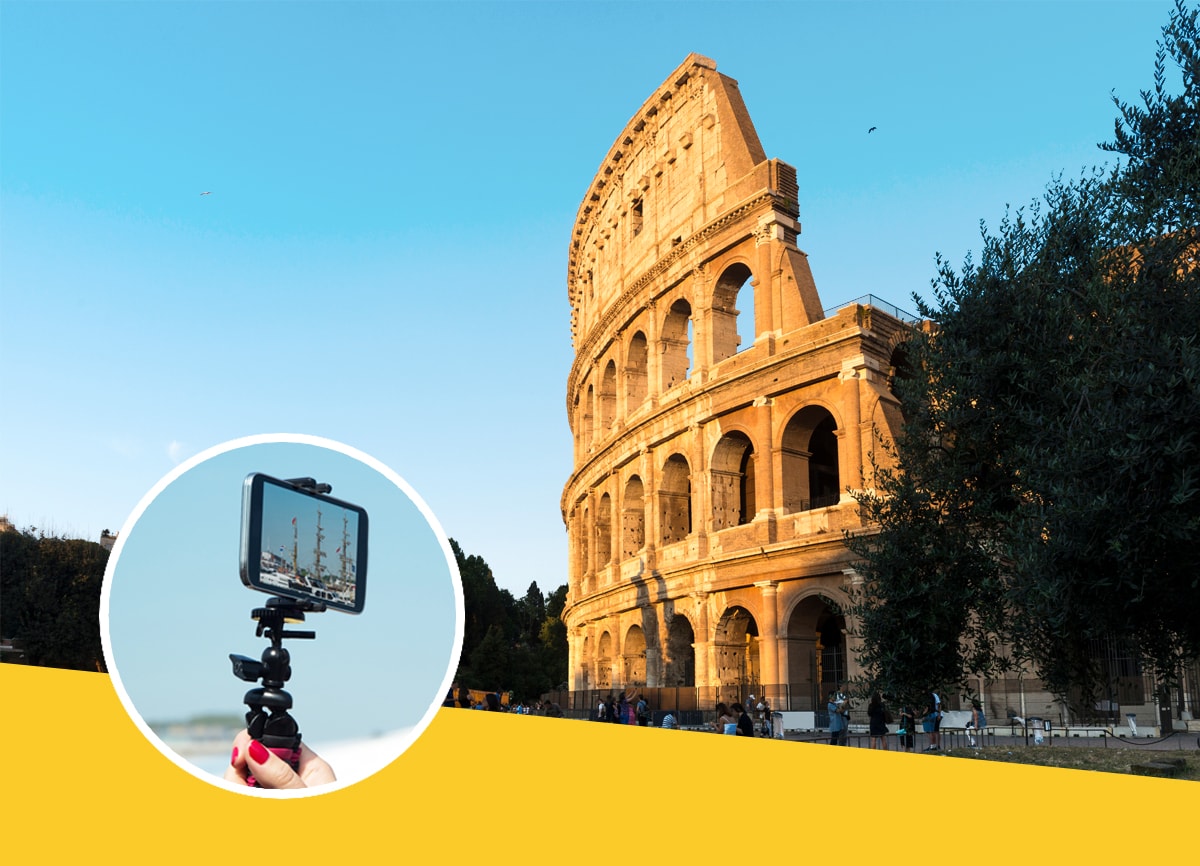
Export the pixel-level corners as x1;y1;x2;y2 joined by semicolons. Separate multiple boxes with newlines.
823;294;920;324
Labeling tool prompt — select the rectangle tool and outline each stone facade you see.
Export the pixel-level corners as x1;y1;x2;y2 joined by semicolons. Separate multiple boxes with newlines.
560;55;912;712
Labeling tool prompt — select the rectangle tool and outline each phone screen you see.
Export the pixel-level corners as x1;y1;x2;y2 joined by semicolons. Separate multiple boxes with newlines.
239;473;368;613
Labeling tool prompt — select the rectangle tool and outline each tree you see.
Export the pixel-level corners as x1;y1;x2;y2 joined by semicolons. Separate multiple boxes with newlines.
848;1;1200;709
1;527;109;672
449;538;569;700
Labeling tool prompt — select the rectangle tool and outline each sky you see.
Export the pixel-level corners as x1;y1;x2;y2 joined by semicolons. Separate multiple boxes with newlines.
0;0;1180;597
101;436;461;790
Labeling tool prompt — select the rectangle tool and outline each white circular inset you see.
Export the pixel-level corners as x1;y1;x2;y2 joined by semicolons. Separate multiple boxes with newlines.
100;434;464;797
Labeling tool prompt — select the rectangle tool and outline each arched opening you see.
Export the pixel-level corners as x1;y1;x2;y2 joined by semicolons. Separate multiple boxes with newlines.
599;360;616;433
711;431;756;530
664;615;696;687
809;416;840;505
712;263;754;363
596;631;613;690
714;606;760;703
622;476;645;560
661;299;692;390
887;341;915;401
781;406;840;512
784;595;846;712
596;493;612;567
623;625;647;687
659;454;692;544
625;332;648;408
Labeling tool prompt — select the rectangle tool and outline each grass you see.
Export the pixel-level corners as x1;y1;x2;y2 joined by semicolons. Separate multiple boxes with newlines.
944;744;1200;780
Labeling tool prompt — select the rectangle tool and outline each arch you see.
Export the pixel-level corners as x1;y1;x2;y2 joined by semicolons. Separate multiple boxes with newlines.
625;331;648;407
596;493;613;567
661;298;692;390
663;614;696;687
711;431;756;530
713;606;760;700
622;476;645;560
712;262;755;363
659;453;692;544
887;340;915;400
783;593;846;712
781;405;841;512
623;624;647;686
599;360;617;432
596;630;613;690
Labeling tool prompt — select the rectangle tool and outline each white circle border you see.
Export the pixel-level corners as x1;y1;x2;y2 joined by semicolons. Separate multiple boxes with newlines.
99;433;466;798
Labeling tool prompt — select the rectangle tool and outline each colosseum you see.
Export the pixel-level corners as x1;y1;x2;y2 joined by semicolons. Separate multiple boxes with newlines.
559;54;913;718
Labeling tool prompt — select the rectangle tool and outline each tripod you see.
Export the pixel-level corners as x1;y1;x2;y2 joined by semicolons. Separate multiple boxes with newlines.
229;596;325;787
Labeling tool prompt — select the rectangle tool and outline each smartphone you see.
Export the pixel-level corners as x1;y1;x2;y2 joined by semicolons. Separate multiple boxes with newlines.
239;472;368;613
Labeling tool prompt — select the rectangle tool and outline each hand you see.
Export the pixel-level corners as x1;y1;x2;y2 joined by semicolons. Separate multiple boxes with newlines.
224;729;336;790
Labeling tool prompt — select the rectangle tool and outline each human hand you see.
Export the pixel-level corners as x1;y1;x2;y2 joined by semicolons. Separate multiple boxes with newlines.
224;728;336;790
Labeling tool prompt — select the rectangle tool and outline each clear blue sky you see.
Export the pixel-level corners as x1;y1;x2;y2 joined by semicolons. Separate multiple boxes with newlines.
0;1;1178;595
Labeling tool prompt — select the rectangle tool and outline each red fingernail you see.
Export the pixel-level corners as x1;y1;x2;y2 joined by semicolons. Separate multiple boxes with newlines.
231;746;239;766
248;740;269;763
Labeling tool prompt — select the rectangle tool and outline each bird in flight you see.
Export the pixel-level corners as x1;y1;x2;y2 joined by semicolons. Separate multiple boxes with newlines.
200;191;212;196
868;126;877;134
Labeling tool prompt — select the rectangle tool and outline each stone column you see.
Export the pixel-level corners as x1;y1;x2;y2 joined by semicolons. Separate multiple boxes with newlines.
839;358;865;492
842;569;864;682
642;447;659;572
645;298;661;405
753;396;777;541
691;423;708;557
755;580;780;695
691;591;710;687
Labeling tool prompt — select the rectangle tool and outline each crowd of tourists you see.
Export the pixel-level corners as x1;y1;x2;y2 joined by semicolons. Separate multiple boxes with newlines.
443;679;988;749
827;683;986;751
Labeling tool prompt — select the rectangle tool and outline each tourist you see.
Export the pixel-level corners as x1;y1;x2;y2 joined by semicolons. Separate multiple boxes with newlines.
756;696;772;737
733;701;755;737
867;692;889;750
636;694;650;726
923;689;942;751
897;704;916;752
607;695;618;724
967;698;987;748
827;688;849;745
715;702;738;734
596;695;608;722
661;711;677;729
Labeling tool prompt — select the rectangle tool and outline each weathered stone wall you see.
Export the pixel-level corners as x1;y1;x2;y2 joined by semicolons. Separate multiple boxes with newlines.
561;55;910;710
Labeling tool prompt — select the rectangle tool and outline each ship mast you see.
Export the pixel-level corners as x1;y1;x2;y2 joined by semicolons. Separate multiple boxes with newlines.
312;507;326;582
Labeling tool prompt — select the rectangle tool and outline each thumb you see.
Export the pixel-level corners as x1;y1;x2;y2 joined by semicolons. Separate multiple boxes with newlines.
245;739;304;790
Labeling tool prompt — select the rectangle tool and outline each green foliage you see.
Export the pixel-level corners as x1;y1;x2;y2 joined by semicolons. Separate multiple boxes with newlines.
450;538;568;700
849;2;1200;706
1;527;109;672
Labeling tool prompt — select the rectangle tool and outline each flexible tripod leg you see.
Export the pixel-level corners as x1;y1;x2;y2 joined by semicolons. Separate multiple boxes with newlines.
243;689;303;786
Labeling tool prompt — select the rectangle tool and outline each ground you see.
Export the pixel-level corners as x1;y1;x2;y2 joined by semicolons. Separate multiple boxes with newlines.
948;743;1200;781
